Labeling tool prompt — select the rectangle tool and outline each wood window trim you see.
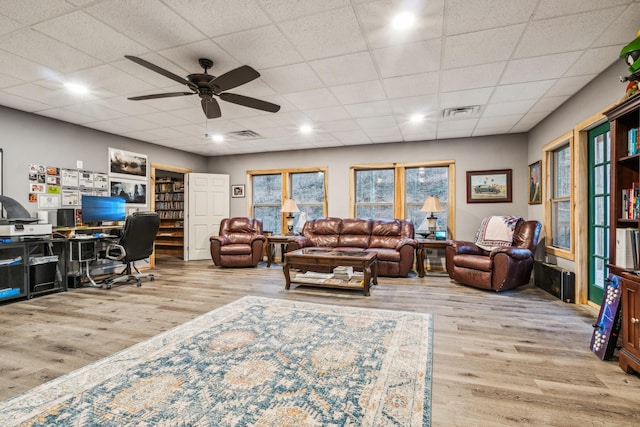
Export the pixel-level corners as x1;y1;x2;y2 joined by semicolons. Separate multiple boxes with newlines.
543;131;575;261
247;167;328;230
349;161;455;237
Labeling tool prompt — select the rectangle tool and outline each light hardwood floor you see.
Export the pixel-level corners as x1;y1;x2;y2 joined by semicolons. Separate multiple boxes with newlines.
1;256;639;426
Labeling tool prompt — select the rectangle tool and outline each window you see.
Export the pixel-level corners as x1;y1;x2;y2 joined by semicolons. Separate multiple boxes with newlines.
252;174;282;234
249;167;328;234
405;166;449;234
544;131;574;259
354;168;395;219
351;161;454;236
291;171;325;224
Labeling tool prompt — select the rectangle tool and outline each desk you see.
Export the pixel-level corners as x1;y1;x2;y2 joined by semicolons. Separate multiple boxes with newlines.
416;239;448;278
266;235;292;267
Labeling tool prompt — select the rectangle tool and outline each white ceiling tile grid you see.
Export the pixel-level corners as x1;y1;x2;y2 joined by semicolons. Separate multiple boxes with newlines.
0;0;637;156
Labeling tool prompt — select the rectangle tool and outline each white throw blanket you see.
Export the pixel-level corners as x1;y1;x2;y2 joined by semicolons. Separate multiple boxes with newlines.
475;216;522;251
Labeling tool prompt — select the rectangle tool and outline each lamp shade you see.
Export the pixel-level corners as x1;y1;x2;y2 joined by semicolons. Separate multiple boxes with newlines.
281;198;300;213
420;196;443;213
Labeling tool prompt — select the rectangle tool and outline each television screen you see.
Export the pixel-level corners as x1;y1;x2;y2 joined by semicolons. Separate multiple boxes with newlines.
81;195;126;224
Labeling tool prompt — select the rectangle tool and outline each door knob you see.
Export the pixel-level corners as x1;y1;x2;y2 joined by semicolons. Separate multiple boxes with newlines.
632;317;640;324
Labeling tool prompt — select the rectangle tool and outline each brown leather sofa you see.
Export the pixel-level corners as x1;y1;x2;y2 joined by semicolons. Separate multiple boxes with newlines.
285;217;417;277
445;220;542;291
210;217;266;267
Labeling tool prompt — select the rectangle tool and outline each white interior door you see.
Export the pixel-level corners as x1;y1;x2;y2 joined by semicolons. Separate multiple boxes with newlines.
185;173;229;260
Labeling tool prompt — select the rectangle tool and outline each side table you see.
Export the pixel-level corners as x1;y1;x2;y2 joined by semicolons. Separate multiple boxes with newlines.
266;235;293;267
416;239;448;278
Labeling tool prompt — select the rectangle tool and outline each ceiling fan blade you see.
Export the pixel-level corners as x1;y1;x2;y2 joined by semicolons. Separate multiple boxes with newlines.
125;55;194;88
210;65;260;93
201;97;221;119
219;92;280;113
128;92;195;101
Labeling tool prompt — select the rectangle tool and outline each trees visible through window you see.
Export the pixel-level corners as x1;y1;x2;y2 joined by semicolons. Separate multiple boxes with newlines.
552;144;571;249
291;171;325;228
354;169;395;219
405;166;449;234
252;173;282;234
249;168;328;234
351;162;454;236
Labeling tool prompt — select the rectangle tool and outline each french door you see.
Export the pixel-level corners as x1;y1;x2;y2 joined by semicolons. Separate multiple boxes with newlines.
588;122;611;305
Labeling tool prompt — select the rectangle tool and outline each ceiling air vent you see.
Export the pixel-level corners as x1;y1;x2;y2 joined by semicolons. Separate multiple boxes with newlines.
442;105;480;119
226;130;262;140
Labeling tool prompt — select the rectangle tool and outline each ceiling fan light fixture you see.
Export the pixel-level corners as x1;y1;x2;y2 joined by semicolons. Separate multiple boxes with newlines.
64;82;89;95
392;11;415;30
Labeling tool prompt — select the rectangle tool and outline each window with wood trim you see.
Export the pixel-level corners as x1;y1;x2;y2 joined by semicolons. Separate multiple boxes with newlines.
249;167;328;234
543;132;574;259
350;161;454;236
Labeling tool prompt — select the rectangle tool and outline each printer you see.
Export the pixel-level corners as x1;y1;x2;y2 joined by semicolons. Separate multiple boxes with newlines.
0;195;53;237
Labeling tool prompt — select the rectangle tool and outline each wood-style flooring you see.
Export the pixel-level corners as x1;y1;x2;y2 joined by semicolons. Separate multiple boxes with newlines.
1;256;639;426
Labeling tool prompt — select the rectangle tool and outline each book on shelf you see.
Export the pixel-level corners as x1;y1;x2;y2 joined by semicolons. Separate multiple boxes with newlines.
616;228;639;270
621;182;640;219
629;128;638;156
333;265;353;280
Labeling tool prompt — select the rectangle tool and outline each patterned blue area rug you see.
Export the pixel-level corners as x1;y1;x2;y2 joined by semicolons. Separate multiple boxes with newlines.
0;296;433;426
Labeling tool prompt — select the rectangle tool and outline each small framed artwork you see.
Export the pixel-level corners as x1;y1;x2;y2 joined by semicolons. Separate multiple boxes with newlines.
109;178;148;206
528;161;542;205
108;147;148;180
232;184;245;198
466;169;512;203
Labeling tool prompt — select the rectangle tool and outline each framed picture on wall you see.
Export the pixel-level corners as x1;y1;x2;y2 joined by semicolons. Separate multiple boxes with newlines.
231;184;245;198
109;178;148;206
108;147;148;180
528;161;542;205
466;169;512;203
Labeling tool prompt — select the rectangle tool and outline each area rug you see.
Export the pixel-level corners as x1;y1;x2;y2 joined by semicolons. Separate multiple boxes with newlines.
0;296;433;426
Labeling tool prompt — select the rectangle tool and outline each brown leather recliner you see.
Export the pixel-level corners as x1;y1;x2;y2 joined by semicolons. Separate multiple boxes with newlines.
445;220;542;291
210;217;266;267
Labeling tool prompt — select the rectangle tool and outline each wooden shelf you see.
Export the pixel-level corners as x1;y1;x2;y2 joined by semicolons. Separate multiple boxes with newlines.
155;177;185;259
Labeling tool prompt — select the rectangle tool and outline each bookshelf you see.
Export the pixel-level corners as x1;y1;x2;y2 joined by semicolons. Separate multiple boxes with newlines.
154;177;184;257
605;94;640;375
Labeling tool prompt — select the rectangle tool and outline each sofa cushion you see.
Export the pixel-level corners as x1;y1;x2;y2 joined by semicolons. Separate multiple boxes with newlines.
338;218;371;248
454;254;492;272
369;219;402;249
367;247;400;262
220;243;252;255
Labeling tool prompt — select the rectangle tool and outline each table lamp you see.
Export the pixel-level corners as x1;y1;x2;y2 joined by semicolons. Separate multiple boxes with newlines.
418;196;443;238
281;198;299;235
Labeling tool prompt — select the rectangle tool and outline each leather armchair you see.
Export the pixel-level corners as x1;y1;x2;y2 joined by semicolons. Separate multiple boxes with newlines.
210;217;266;267
445;220;542;291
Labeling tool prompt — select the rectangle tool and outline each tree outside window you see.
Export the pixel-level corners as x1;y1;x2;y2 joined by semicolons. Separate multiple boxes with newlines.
355;169;395;219
253;174;281;234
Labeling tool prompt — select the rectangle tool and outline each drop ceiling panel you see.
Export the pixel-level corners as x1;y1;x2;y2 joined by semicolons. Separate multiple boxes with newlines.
85;0;204;50
214;26;303;69
0;0;637;156
279;7;367;61
163;0;271;37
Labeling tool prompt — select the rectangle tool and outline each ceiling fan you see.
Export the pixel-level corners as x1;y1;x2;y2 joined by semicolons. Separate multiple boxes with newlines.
124;55;280;119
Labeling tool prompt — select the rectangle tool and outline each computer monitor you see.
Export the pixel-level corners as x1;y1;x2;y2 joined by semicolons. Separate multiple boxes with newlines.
81;195;126;225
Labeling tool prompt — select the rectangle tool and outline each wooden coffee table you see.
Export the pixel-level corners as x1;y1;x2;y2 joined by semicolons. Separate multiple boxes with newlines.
283;249;378;296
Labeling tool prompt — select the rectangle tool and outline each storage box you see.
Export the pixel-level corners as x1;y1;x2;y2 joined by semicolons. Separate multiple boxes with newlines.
29;261;57;290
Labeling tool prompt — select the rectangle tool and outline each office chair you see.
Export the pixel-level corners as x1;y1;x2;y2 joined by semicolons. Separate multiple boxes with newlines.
102;211;160;289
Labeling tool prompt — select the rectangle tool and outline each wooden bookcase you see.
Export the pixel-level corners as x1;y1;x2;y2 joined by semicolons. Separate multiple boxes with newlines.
154;177;184;257
605;94;640;375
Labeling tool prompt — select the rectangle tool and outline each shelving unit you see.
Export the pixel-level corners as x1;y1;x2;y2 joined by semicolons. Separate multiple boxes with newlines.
605;94;640;375
154;177;184;258
0;237;66;303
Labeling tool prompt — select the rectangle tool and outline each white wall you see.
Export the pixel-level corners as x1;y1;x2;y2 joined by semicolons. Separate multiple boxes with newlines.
207;133;529;240
0;106;208;215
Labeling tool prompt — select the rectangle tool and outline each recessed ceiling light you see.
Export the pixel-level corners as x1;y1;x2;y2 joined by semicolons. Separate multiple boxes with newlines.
211;133;224;143
300;125;313;134
410;113;424;123
64;82;89;95
392;12;415;30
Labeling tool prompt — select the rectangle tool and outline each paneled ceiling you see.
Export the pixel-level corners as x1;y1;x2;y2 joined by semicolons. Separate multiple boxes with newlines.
0;0;638;156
